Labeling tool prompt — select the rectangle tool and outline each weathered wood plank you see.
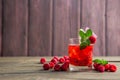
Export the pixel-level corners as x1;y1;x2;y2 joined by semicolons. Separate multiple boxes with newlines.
0;69;120;80
28;0;53;56
0;0;2;56
53;0;80;56
106;0;120;56
69;0;81;38
0;57;120;80
2;0;28;56
82;0;106;56
0;56;120;62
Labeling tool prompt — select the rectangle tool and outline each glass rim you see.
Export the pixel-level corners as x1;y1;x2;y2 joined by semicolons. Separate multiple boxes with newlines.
69;43;94;46
69;38;80;40
69;38;94;46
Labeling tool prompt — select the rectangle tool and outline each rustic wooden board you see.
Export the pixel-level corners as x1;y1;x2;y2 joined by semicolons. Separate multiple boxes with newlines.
53;0;80;56
28;0;53;56
0;57;120;80
106;0;120;56
0;0;120;57
2;0;28;56
0;0;2;56
82;0;106;56
69;0;81;38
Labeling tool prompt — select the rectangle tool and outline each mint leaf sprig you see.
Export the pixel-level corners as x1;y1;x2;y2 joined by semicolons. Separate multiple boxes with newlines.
93;59;108;65
79;28;92;49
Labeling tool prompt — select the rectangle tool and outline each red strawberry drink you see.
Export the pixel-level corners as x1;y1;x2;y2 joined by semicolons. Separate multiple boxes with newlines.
69;27;97;71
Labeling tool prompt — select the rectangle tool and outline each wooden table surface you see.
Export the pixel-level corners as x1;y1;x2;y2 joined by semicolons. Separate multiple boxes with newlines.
0;56;120;80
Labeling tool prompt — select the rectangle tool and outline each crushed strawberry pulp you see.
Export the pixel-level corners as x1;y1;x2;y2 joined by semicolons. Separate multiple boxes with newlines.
69;44;93;66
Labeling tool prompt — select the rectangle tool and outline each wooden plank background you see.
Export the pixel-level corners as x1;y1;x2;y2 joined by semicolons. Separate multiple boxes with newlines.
28;0;52;56
82;0;106;56
0;0;2;56
53;0;80;56
2;0;28;56
107;0;120;56
0;0;120;56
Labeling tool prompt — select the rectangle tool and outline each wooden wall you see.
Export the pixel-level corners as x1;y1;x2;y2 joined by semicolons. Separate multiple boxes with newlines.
0;0;120;56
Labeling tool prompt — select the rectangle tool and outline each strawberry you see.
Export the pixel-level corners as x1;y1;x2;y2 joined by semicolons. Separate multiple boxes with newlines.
97;65;105;72
40;58;46;64
109;64;117;72
61;62;69;71
54;64;61;71
49;62;55;69
104;64;110;71
43;63;50;70
89;36;96;44
59;57;65;63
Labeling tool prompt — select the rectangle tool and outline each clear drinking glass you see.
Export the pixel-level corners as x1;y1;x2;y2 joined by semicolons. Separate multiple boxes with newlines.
68;38;93;71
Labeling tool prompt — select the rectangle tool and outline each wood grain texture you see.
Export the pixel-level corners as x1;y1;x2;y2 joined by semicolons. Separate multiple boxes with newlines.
0;0;120;56
28;0;53;56
0;57;120;80
0;0;2;56
82;0;106;56
69;0;81;38
53;0;80;56
2;0;28;56
107;0;120;56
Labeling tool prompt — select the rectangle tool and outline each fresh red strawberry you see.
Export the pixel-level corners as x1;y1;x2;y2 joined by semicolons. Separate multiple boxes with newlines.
89;36;96;44
59;57;65;63
63;56;69;61
104;64;110;71
61;62;69;71
49;62;55;69
53;56;59;61
54;64;61;71
97;65;105;72
40;58;46;64
109;64;117;72
51;58;58;64
43;63;50;70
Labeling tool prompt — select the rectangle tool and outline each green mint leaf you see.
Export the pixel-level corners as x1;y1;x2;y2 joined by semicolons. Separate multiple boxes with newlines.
79;28;93;50
80;39;90;49
101;59;108;65
79;29;85;37
80;41;88;49
86;39;91;46
80;39;90;50
85;29;92;37
79;29;86;42
93;59;108;65
93;59;101;63
81;36;86;42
